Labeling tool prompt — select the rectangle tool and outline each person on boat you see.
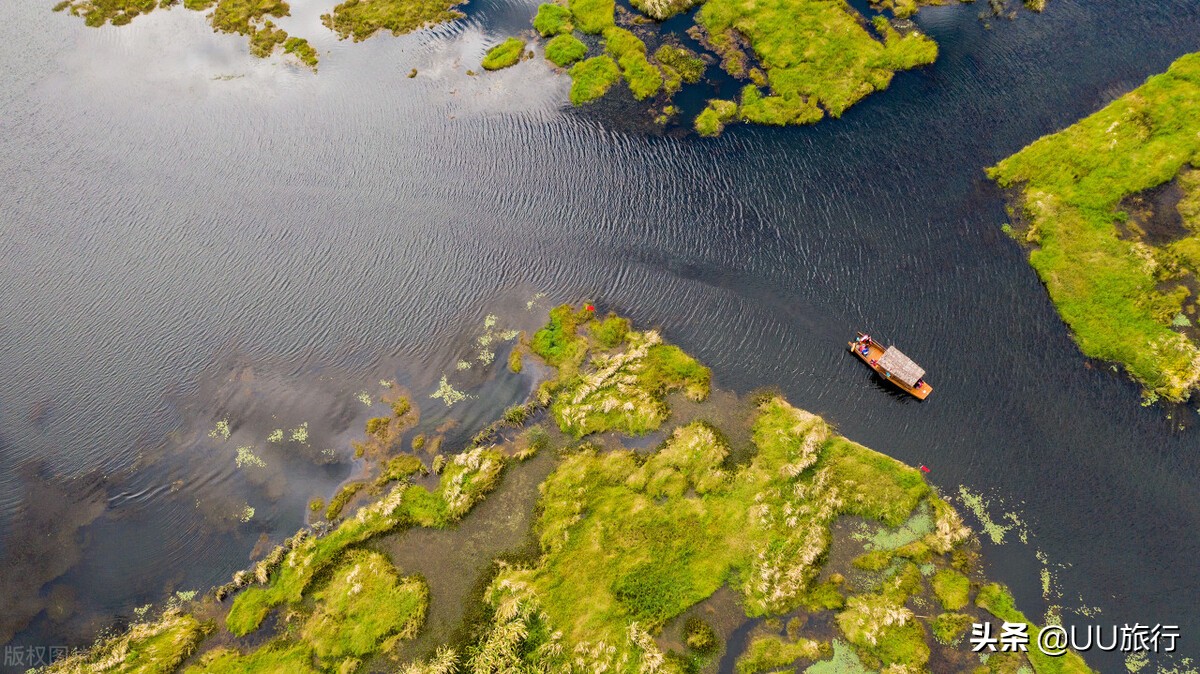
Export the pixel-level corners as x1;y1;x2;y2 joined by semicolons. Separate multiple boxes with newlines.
915;378;924;389
860;344;869;356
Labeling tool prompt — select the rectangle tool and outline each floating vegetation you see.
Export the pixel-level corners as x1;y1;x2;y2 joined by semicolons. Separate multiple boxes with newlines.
456;360;472;371
1127;651;1151;672
290;422;309;444
240;505;256;522
174;590;197;602
525;292;548;312
356;391;372;406
431;375;471;407
267;429;284;443
380;379;395;389
209;419;232;440
235;445;266;469
957;486;1028;544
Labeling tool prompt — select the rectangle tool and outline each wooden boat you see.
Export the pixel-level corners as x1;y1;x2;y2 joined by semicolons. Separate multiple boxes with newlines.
848;332;933;400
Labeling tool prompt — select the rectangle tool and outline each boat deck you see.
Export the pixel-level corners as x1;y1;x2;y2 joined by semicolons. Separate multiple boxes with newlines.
848;337;933;400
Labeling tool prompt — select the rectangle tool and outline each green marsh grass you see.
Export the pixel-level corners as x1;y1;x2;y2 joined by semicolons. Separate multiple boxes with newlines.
567;0;614;33
302;550;428;664
735;635;825;674
568;56;622;104
41;610;210;674
989;52;1200;401
482;38;526;71
533;3;573;36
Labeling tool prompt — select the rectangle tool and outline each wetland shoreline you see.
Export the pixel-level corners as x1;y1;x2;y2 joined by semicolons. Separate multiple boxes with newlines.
33;303;1093;674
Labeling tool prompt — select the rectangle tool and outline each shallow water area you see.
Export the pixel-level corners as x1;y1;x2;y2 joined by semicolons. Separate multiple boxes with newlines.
3;0;1200;670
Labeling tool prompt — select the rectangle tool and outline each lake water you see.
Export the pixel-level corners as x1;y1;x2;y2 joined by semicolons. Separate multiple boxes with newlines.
1;0;1199;669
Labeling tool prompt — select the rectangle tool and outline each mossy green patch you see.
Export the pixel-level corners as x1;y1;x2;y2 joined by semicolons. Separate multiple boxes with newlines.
696;0;936;121
568;55;622;105
301;550;427;664
931;568;970;610
836;563;930;670
321;0;465;42
549;328;711;437
283;36;318;69
932;612;972;645
530;304;592;367
533;2;573;36
654;44;706;84
736;635;825;674
547;33;588;66
568;0;614;33
589;313;631;348
619;52;663;100
695;99;737;136
988;52;1200;400
482;37;527;70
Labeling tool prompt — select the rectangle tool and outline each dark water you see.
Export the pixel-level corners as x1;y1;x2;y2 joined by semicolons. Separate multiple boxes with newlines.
2;0;1199;670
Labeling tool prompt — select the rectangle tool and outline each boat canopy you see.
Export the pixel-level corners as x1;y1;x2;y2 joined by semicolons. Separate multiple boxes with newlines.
878;347;925;387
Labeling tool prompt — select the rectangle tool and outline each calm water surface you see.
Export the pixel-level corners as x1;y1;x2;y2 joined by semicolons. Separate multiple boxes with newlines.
1;0;1199;669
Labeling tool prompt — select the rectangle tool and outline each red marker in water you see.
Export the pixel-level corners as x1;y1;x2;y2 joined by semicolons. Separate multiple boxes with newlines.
920;465;931;473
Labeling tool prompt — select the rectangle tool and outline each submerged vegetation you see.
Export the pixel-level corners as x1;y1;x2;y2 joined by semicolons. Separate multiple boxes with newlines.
989;51;1200;402
41;302;1090;674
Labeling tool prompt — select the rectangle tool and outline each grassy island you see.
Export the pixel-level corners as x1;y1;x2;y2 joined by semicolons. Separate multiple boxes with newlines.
321;0;465;42
989;52;1200;402
37;302;1090;674
481;38;527;71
